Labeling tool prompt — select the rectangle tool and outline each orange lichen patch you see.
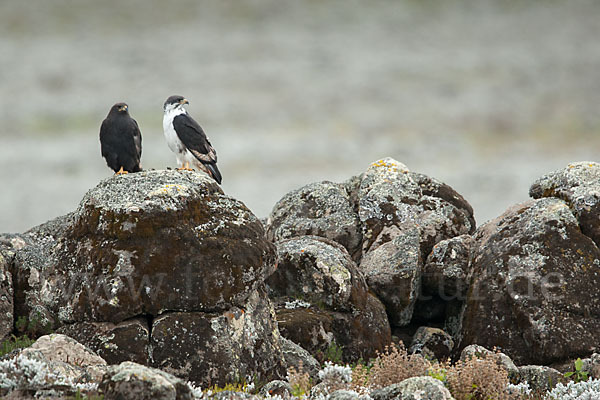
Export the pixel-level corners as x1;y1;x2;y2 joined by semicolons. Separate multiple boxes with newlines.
369;158;409;174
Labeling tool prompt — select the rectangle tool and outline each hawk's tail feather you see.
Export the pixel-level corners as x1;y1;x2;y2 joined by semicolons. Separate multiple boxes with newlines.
206;163;222;184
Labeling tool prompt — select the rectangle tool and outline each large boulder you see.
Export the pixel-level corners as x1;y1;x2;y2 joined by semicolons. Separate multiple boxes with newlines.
266;158;475;329
0;252;12;341
150;288;286;387
0;334;106;398
458;198;600;364
530;161;600;246
266;181;362;258
8;170;286;386
12;170;275;325
266;236;391;362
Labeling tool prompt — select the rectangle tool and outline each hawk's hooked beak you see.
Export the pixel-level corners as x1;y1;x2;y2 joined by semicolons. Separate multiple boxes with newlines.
180;99;189;105
119;105;128;112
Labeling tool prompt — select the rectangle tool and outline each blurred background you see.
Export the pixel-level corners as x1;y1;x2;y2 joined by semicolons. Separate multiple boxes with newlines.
1;0;599;233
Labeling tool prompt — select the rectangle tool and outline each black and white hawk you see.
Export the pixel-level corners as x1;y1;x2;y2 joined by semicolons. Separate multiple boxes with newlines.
99;102;142;175
162;95;222;184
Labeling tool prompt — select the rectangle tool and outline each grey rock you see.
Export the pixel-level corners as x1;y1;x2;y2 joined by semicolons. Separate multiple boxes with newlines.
267;236;390;362
409;327;454;361
517;365;562;392
150;288;286;387
581;353;600;379
0;252;13;341
20;333;107;382
0;334;106;398
458;198;600;365
57;317;150;365
358;228;421;327
370;376;454;400
357;159;474;328
99;361;193;400
268;236;368;312
280;337;320;380
358;158;475;259
12;170;276;326
259;380;292;398
328;389;362;399
266;181;362;257
459;344;518;381
530;161;600;246
423;234;473;300
0;233;28;262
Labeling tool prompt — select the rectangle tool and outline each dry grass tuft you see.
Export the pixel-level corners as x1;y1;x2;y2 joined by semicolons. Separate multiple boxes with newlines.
351;343;432;390
287;361;311;396
446;350;518;400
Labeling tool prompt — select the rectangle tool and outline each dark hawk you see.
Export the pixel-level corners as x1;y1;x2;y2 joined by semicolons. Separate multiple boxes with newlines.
162;95;222;184
99;102;142;175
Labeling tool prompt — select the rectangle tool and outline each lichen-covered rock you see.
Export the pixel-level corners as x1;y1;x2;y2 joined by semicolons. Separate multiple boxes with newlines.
0;233;28;261
267;236;390;362
423;235;473;299
280;337;321;380
328;389;363;399
458;198;600;365
409;327;454;361
370;376;454;400
517;365;562;392
20;334;107;382
358;228;421;327
266;181;362;257
530;161;600;246
0;334;105;398
0;252;12;341
265;159;475;330
581;353;600;379
99;361;193;400
459;344;518;381
357;158;475;258
358;159;474;328
12;170;276;325
267;236;369;312
150;288;286;387
57;318;149;365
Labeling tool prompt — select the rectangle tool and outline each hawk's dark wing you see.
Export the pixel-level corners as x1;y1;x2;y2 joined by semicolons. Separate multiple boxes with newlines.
100;116;142;173
172;113;217;164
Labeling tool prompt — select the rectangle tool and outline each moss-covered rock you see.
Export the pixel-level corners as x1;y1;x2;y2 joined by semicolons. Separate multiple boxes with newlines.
458;198;600;365
57;318;150;365
267;181;362;258
12;170;276;324
99;361;193;400
530;161;600;247
150;288;285;387
267;236;390;362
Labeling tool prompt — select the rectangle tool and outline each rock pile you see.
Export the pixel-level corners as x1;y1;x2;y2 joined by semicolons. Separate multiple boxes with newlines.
2;159;600;398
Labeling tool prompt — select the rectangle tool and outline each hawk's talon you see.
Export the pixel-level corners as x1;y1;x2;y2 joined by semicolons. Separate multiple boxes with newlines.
115;166;128;175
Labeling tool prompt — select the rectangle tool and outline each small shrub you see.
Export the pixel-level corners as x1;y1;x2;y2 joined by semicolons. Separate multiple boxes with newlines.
445;350;518;400
351;343;431;390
